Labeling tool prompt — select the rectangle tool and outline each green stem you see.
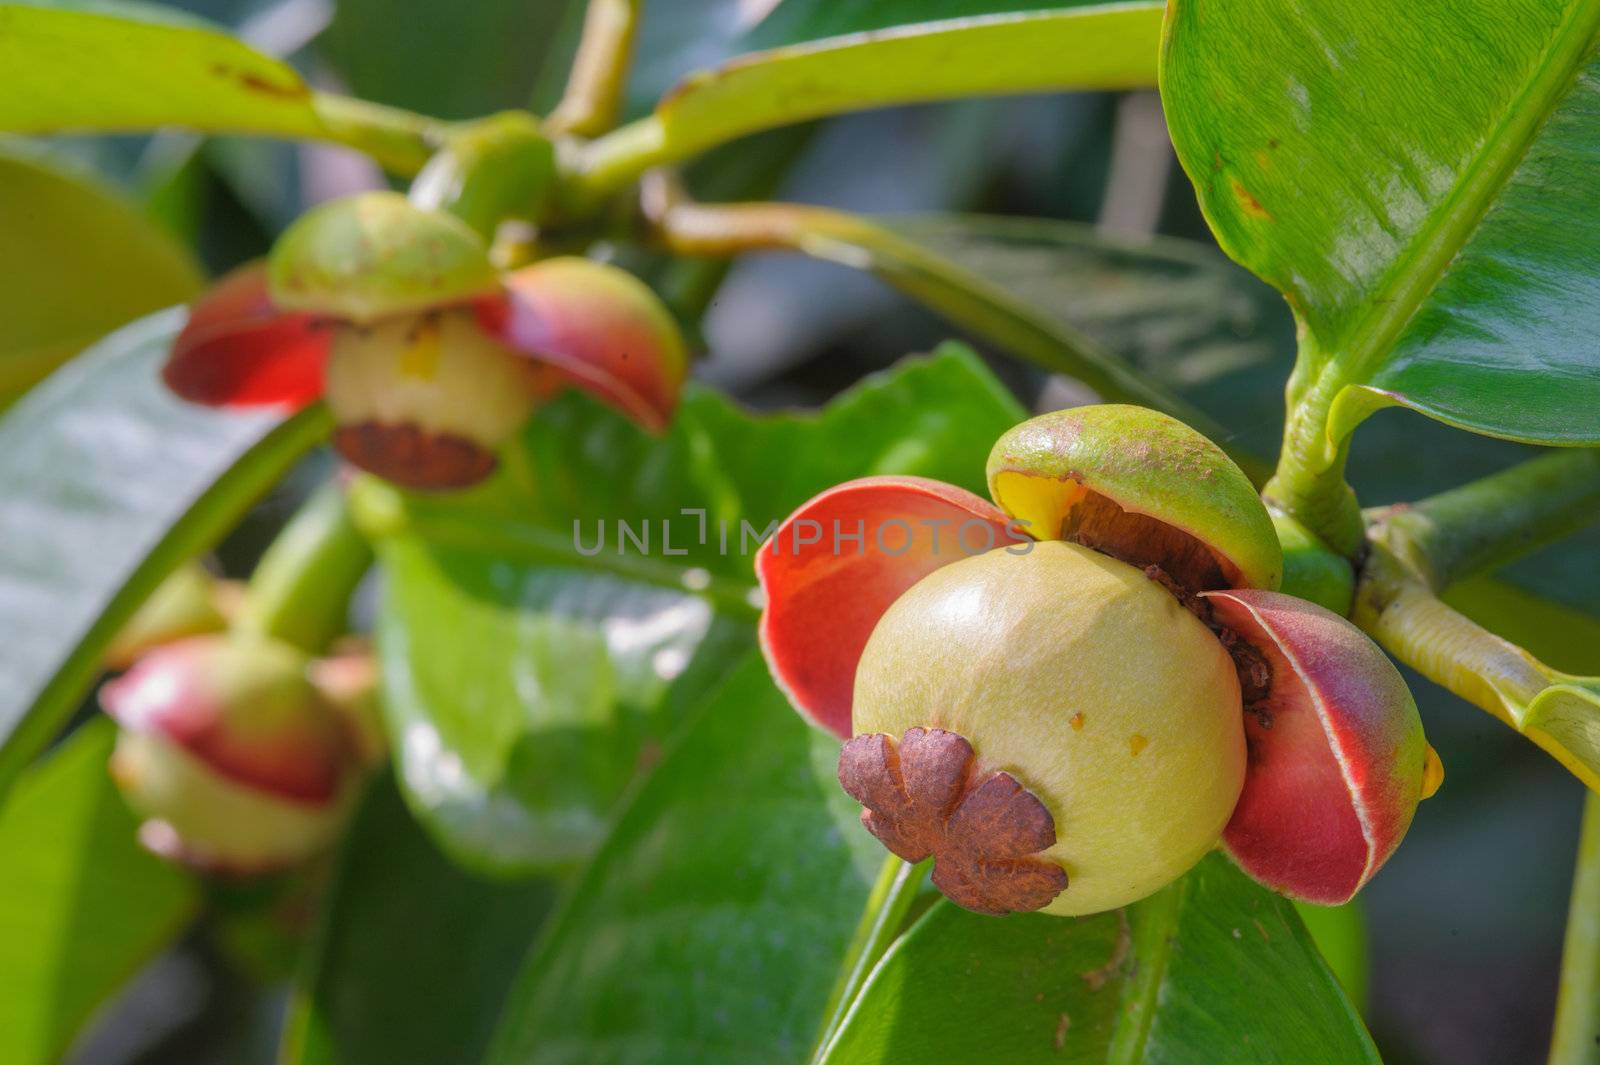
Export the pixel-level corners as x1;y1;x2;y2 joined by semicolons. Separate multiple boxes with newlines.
1264;370;1364;558
1551;790;1600;1065
640;180;1269;483
810;857;930;1063
309;93;452;175
236;483;373;654
545;0;643;137
1378;449;1600;591
407;111;557;236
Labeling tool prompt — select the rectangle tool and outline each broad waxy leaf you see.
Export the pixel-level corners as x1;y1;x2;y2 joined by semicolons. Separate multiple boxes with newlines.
819;855;1378;1063
0;719;198;1065
0;1;319;136
629;0;1155;116
280;775;557;1065
0;148;202;404
1162;0;1600;445
880;214;1291;395
363;346;1025;873
614;5;1162;179
0;1;434;171
486;656;884;1065
0;309;326;800
375;537;753;874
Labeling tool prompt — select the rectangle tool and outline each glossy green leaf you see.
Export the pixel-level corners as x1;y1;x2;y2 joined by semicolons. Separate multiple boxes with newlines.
374;536;754;874
1293;900;1370;1011
0;309;327;801
359;345;1025;873
0;148;202;404
578;4;1162;195
0;1;320;135
772;213;1283;481
820;855;1378;1064
0;1;437;171
280;774;557;1065
0;719;199;1064
881;214;1291;392
1163;0;1600;445
630;0;1151;115
486;655;884;1065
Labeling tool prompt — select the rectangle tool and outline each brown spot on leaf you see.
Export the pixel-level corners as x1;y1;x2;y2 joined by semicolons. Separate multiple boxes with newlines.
1231;179;1273;220
838;728;1067;915
1054;1012;1071;1050
209;63;310;100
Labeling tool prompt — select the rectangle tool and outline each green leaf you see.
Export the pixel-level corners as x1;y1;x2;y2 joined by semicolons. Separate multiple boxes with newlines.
1163;0;1600;445
630;0;1150;114
374;536;754;874
0;309;327;801
280;775;557;1065
0;719;199;1064
358;345;1025;874
819;855;1378;1064
0;1;438;171
0;147;202;404
485;655;884;1065
1445;576;1600;675
1293;900;1370;1012
576;4;1162;196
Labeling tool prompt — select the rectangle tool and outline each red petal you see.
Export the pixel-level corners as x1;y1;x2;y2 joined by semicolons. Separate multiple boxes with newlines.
164;263;329;409
1204;589;1426;904
756;476;1026;739
476;258;687;431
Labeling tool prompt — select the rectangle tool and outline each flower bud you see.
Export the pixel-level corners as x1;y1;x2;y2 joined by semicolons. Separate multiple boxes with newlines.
100;635;361;875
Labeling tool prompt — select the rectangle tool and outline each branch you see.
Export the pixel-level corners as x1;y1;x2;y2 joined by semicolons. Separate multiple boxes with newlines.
545;0;643;137
1551;790;1600;1065
310;92;452;175
1355;457;1600;790
640;174;1270;484
1377;449;1600;591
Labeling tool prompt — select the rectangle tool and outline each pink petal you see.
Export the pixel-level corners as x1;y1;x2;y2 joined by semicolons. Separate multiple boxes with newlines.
756;476;1026;738
1204;589;1427;904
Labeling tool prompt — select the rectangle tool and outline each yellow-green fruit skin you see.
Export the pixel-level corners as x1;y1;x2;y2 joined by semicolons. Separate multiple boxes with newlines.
852;540;1246;915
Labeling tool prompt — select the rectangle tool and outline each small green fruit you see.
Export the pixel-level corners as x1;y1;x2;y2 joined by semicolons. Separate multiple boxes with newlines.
268;192;499;324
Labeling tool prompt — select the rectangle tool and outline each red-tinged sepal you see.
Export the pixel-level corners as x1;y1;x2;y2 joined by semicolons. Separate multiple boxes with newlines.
164;263;329;409
101;634;362;874
1203;589;1430;904
477;257;688;431
756;476;1027;739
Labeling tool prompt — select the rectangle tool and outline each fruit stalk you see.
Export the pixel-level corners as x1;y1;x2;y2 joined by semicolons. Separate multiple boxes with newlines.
235;483;373;655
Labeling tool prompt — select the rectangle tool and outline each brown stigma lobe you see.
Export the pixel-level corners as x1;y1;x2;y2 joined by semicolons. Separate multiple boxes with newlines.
334;421;497;490
1064;490;1227;594
837;727;1067;915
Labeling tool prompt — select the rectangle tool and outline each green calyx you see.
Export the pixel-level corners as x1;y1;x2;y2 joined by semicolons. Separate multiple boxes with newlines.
268;191;499;324
986;404;1282;592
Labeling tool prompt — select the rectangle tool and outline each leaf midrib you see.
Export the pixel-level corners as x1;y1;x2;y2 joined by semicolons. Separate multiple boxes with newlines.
1315;0;1600;400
